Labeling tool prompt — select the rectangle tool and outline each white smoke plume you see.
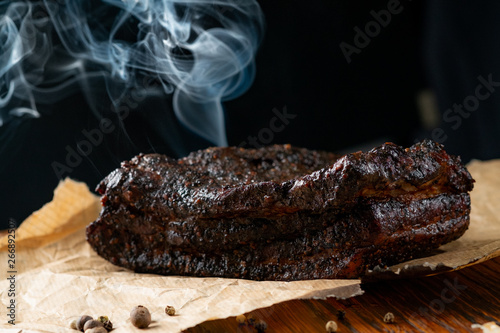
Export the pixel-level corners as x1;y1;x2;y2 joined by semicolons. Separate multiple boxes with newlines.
0;0;264;145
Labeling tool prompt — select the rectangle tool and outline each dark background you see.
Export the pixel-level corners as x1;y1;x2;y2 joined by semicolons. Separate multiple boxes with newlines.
1;1;499;229
227;0;425;151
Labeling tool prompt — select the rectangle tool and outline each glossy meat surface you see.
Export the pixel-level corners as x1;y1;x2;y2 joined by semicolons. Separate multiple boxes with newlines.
86;140;474;280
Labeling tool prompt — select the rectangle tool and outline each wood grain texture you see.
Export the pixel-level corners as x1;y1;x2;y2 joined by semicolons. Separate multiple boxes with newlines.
184;256;500;332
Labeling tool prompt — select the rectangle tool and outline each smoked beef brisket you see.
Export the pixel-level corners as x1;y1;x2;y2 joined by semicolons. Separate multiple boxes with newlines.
86;140;474;280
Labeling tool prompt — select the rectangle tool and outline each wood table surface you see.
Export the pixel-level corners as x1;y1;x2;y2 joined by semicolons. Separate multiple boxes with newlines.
183;256;500;333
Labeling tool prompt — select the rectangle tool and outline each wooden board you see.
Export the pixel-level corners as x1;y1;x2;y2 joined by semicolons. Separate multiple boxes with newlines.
184;256;500;332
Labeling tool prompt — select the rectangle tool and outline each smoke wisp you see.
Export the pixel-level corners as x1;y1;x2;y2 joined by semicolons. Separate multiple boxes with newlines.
0;0;264;145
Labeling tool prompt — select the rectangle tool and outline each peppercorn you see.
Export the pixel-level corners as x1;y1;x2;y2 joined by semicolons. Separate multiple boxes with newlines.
77;315;93;332
247;313;256;325
85;327;107;333
69;319;78;330
83;320;103;332
97;316;113;331
254;319;268;332
130;305;152;329
235;314;246;325
325;320;338;333
336;310;346;320
165;305;176;316
383;312;395;323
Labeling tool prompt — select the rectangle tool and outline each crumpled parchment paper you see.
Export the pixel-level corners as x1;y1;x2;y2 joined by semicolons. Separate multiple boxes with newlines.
1;160;499;332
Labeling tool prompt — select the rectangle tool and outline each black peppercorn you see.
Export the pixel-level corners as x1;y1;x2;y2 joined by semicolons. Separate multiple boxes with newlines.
336;310;346;320
247;313;256;326
130;305;152;329
83;320;103;332
254;319;268;332
76;315;93;332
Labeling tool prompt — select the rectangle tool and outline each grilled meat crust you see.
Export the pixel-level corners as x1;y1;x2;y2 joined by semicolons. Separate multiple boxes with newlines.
86;140;474;281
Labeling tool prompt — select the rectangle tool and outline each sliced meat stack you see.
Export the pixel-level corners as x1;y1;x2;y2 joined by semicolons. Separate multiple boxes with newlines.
86;140;474;280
